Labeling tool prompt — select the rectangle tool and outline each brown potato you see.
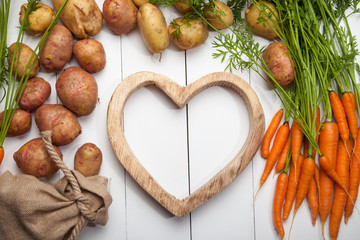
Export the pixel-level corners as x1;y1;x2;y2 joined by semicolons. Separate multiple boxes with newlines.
13;138;62;178
168;17;208;50
174;0;193;13
137;3;169;54
52;0;103;39
73;39;106;73
8;43;40;79
19;3;55;34
0;109;31;137
262;41;295;88
204;1;233;30
35;104;82;146
18;77;51;111
245;1;280;40
103;0;138;35
132;0;149;8
39;24;73;72
56;66;98;116
74;143;103;177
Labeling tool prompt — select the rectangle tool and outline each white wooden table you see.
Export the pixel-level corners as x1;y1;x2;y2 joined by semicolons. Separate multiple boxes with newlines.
1;0;360;239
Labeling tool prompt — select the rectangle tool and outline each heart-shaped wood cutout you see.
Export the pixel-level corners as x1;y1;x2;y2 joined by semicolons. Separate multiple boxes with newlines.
107;71;265;217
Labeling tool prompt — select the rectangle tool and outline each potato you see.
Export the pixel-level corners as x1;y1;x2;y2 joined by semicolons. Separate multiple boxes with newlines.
56;66;98;116
245;1;280;40
204;1;233;30
19;3;55;34
132;0;149;8
262;41;295;88
0;109;31;137
168;17;208;50
39;24;73;72
52;0;103;39
35;104;82;146
18;77;51;111
103;0;138;35
174;0;193;13
13;138;62;178
137;3;169;54
8;43;40;79
74;143;103;177
73;39;106;73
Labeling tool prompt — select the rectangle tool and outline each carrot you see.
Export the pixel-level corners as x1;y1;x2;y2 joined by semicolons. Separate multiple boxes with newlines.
303;138;309;158
275;134;290;173
273;172;289;240
261;109;284;159
341;92;358;140
319;155;347;191
291;120;303;174
329;139;351;240
307;176;319;226
0;146;3;165
283;155;304;221
329;90;350;142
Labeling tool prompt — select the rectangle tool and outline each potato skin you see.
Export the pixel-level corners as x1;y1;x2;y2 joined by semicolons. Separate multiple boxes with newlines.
174;0;192;13
204;1;233;30
39;24;73;72
19;3;55;34
245;1;280;40
8;43;40;79
168;17;208;50
35;104;82;146
132;0;149;8
56;66;98;116
262;41;295;88
74;143;103;177
103;0;138;35
73;39;106;73
137;3;169;54
13;138;62;178
18;77;51;111
52;0;103;39
0;109;31;137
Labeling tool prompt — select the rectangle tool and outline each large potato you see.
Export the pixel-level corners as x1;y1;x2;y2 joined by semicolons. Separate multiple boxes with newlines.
39;24;73;72
262;41;295;88
74;143;103;177
73;39;106;73
8;43;40;79
19;3;55;34
18;77;51;111
245;1;280;40
103;0;138;35
13;138;62;178
168;17;208;50
137;3;169;54
52;0;103;39
35;104;82;146
56;66;98;116
0;109;31;137
204;1;233;30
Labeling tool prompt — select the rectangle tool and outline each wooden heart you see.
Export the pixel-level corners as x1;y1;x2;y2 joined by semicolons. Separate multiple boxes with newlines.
107;71;265;217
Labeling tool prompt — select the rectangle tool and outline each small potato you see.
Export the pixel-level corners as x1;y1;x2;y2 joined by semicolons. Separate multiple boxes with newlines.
103;0;138;35
18;77;51;111
35;104;82;146
74;143;103;177
0;109;31;137
73;39;106;73
19;3;55;34
137;3;169;54
204;1;233;30
132;0;149;8
262;41;295;88
13;138;62;178
8;43;40;79
245;1;280;40
174;0;193;13
39;24;73;72
56;66;98;116
53;0;103;39
168;17;208;50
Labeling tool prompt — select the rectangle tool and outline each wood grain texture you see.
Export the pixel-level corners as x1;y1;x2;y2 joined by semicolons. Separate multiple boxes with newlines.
107;71;265;217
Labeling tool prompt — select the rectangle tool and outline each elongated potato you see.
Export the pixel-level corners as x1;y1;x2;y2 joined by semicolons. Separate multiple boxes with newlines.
0;109;31;137
74;143;103;177
8;43;40;79
137;3;169;54
19;3;55;34
18;77;51;111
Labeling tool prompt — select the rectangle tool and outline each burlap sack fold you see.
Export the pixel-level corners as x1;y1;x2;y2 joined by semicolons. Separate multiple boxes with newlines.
0;169;112;240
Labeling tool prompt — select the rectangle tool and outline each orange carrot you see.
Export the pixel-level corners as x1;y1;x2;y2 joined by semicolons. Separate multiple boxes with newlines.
273;172;289;240
329;139;351;240
307;176;319;226
341;92;358;140
0;147;3;165
275;134;290;173
291;120;303;173
329;90;349;142
283;155;304;221
261;109;284;159
303;138;309;158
